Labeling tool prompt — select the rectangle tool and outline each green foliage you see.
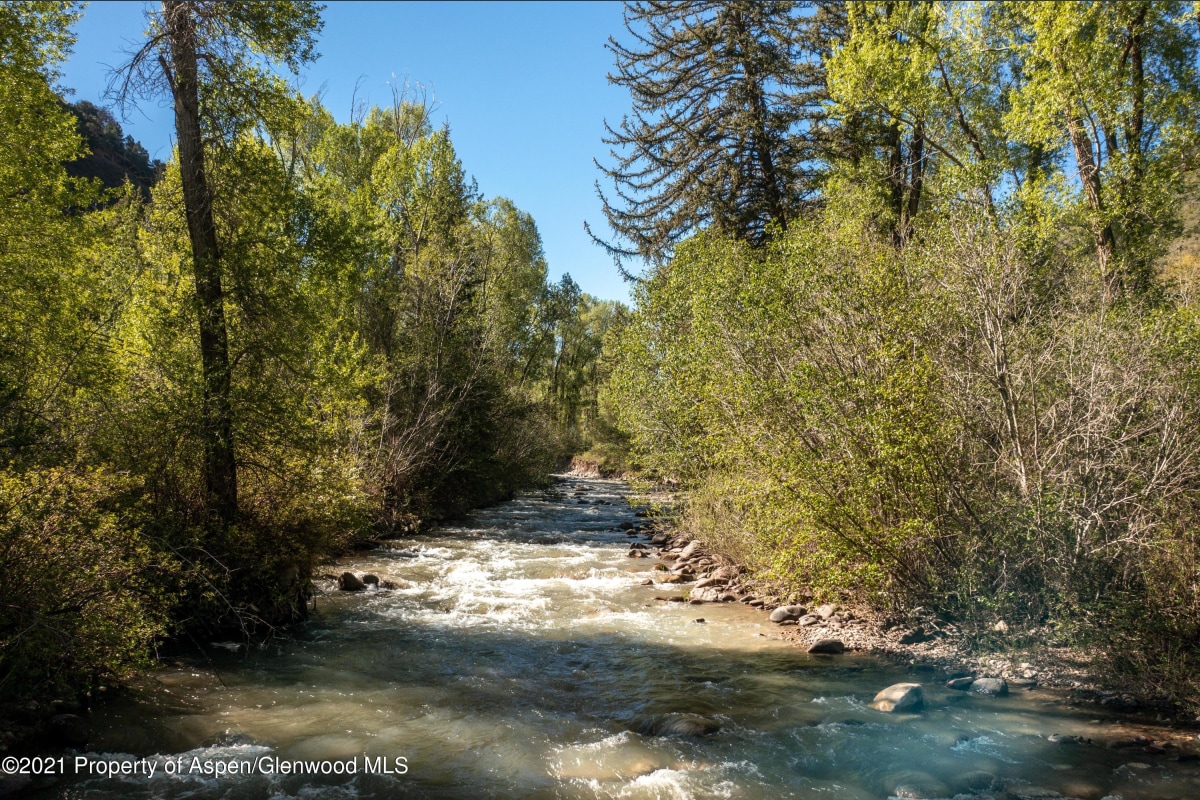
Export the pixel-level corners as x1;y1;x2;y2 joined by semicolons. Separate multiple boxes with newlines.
602;3;1200;711
0;3;616;709
611;201;1200;704
0;467;169;702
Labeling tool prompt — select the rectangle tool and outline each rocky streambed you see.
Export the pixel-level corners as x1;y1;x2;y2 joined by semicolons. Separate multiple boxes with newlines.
16;476;1200;799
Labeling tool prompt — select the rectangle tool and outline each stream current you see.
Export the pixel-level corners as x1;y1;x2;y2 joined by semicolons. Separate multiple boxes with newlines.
46;477;1200;799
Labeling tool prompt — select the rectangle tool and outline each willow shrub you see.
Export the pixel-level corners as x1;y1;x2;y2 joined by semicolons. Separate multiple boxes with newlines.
0;468;171;702
610;213;1200;704
610;226;967;603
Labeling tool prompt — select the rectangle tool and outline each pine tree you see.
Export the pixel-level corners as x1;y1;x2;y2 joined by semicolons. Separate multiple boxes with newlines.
591;0;838;265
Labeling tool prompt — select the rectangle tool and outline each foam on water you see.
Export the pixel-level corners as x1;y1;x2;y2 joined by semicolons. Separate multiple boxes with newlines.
42;477;1200;799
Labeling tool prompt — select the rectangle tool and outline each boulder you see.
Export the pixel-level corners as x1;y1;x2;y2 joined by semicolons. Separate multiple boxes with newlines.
797;614;821;626
815;603;839;619
338;572;365;591
711;565;739;581
768;604;807;623
650;533;669;545
677;541;701;561
635;713;719;737
871;683;924;713
807;639;845;655
884;770;950;799
946;676;975;691
361;574;379;586
693;576;723;589
956;770;997;792
970;677;1008;696
689;586;722;603
1047;733;1086;745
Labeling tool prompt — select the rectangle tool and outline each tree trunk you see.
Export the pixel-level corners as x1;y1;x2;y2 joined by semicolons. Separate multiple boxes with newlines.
1064;103;1119;299
163;0;238;523
903;118;925;240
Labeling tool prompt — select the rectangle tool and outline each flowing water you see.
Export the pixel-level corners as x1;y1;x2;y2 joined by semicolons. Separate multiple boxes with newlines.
41;478;1200;799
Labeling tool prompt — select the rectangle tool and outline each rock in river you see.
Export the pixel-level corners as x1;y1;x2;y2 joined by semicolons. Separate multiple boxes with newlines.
871;683;924;713
807;639;845;654
634;713;720;738
884;770;950;799
946;676;975;691
769;604;807;623
338;572;365;591
970;677;1008;696
689;586;722;603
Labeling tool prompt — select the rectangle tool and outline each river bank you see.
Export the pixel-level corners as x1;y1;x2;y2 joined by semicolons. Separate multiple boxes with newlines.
13;475;1200;799
629;496;1200;757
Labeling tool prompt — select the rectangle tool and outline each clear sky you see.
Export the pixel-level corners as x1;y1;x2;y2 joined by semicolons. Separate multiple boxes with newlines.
60;1;635;303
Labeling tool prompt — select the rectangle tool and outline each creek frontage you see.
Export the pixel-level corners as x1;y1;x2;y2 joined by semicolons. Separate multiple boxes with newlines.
35;478;1200;799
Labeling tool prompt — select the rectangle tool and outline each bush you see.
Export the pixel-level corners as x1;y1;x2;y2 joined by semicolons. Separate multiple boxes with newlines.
0;468;171;703
610;211;1200;707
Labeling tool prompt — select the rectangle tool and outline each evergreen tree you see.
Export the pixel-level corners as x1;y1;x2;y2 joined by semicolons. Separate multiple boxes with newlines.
591;0;837;265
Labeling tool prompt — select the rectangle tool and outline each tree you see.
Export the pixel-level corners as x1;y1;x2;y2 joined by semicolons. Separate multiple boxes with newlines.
1004;0;1200;298
828;1;1001;245
0;0;95;458
591;0;837;264
117;1;323;523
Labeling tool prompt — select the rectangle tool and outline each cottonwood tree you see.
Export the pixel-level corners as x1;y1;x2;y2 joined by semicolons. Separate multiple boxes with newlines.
1004;0;1200;299
116;1;322;524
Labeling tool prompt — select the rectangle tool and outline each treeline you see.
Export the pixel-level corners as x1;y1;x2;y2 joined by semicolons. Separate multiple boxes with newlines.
0;1;615;706
599;1;1200;705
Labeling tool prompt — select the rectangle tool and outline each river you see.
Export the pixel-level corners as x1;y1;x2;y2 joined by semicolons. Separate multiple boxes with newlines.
41;477;1200;799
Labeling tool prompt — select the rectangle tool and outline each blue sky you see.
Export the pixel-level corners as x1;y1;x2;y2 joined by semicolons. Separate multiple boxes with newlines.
61;1;636;303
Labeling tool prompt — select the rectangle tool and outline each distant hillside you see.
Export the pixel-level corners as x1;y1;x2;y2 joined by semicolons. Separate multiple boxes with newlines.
64;100;161;195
